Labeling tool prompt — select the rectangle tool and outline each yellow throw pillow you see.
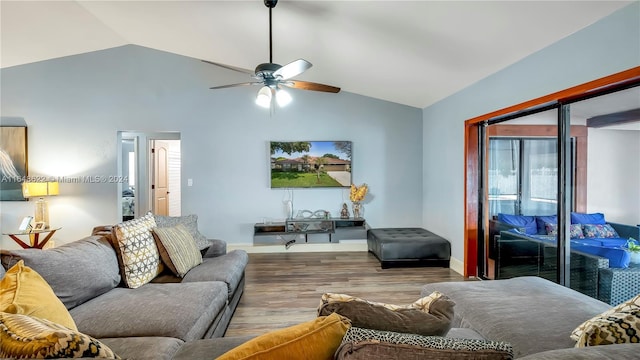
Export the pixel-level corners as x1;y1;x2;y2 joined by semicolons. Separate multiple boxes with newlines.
0;260;77;331
217;313;351;360
0;312;120;359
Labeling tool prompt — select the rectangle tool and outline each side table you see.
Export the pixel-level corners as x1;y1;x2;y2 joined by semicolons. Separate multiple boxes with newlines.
3;227;61;249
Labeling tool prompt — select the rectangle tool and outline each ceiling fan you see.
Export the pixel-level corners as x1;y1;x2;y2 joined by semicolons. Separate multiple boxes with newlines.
203;0;340;108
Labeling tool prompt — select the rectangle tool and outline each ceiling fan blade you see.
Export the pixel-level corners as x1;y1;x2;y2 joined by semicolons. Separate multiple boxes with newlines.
210;82;262;90
283;80;340;93
202;60;254;75
273;59;312;80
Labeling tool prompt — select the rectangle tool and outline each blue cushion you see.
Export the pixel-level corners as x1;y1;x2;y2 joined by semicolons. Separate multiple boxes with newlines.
570;212;605;225
571;243;630;268
599;238;629;248
497;213;537;235
535;215;557;235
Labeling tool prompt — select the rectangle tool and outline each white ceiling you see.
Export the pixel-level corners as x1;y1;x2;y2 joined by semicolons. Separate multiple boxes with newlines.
0;1;632;108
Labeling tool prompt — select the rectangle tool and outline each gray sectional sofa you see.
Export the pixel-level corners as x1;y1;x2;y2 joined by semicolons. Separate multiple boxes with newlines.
1;228;248;360
136;276;640;359
421;276;639;359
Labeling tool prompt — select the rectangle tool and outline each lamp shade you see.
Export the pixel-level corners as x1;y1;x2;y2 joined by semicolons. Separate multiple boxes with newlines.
22;182;59;197
276;88;292;107
255;86;272;108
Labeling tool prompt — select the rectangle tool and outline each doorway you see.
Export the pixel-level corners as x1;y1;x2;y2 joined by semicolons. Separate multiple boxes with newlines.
151;139;181;216
118;132;181;221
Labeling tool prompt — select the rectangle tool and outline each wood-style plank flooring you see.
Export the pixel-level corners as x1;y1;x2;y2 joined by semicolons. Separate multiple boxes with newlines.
224;251;468;337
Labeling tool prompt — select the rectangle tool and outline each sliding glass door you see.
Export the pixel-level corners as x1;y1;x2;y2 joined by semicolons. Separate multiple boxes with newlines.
478;82;640;304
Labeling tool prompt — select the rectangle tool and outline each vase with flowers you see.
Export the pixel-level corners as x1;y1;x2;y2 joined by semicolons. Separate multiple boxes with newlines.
349;183;368;219
626;239;640;265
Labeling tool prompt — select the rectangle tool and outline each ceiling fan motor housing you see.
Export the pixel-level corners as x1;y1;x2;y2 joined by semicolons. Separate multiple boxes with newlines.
255;62;282;80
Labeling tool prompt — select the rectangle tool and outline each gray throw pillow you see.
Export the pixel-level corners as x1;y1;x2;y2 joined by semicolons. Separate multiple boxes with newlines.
154;214;212;250
335;327;514;360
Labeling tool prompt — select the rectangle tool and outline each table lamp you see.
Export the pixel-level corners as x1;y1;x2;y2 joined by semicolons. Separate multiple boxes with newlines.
22;182;59;229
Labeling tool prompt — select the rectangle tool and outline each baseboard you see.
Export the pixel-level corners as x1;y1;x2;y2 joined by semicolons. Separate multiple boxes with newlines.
228;242;368;253
449;256;464;275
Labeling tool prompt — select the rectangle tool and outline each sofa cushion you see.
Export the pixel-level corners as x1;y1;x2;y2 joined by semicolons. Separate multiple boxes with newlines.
582;224;619;239
516;343;640;359
317;291;454;336
571;212;606;225
69;281;228;342
172;336;257;360
152;224;203;277
1;236;121;309
0;312;119;359
497;214;537;235
0;261;77;330
421;277;610;358
112;213;163;289
216;313;351;360
100;337;184;360
572;294;640;347
335;327;513;360
180;250;249;299
154;214;213;251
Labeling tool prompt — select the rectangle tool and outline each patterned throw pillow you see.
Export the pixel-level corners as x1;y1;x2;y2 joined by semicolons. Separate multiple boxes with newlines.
544;223;585;239
317;291;454;336
112;212;163;288
335;327;513;360
582;224;619;239
0;312;120;359
572;294;640;347
152;224;203;277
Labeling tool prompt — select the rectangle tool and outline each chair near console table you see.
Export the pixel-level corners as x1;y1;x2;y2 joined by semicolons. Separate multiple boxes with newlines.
3;227;61;249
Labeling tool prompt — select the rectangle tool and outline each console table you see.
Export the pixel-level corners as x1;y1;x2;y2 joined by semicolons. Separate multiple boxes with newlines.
254;218;368;247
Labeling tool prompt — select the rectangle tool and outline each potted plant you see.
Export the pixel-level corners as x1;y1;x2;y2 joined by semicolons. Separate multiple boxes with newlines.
626;239;640;265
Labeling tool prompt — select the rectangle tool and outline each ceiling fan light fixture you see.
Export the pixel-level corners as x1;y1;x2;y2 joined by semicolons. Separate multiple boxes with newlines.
256;86;272;108
276;88;292;107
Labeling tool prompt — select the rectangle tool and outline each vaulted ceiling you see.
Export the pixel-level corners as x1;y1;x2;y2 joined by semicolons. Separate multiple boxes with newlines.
0;1;632;108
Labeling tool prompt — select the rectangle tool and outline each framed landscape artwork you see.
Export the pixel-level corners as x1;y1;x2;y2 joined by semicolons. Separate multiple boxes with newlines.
270;141;352;188
0;126;28;200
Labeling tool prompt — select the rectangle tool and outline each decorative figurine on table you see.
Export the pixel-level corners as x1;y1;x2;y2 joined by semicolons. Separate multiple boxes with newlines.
340;203;350;219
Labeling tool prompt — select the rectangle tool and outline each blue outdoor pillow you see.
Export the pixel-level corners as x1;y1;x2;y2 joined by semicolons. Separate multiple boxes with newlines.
570;212;605;225
535;215;557;235
497;213;537;235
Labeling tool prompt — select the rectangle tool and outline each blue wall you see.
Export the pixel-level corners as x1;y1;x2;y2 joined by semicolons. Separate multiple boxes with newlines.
422;2;640;266
1;45;423;248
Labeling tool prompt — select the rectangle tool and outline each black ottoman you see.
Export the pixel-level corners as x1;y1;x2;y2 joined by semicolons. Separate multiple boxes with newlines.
367;228;450;269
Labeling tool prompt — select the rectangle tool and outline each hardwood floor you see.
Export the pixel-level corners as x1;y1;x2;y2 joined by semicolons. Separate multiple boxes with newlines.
224;251;468;337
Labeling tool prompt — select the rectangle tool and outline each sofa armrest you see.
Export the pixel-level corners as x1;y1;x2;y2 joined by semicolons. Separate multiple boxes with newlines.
608;222;640;240
203;239;227;258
